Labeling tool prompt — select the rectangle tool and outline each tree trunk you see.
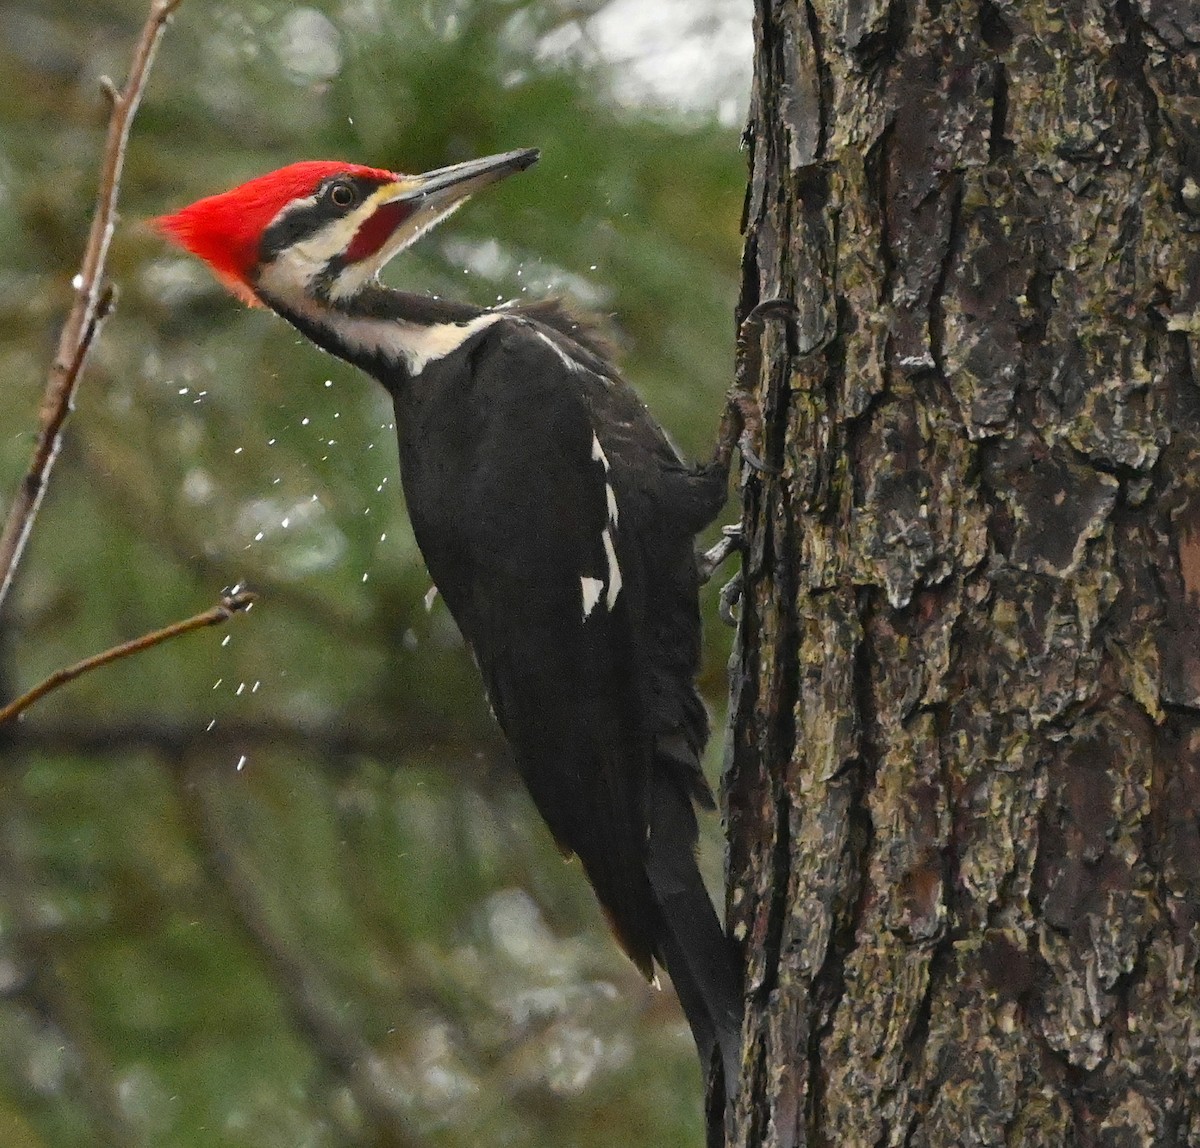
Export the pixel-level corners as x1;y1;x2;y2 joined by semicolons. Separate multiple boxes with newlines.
726;0;1200;1144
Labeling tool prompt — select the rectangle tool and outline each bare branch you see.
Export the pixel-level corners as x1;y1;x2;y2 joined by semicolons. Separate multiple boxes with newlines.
0;0;184;612
0;591;255;726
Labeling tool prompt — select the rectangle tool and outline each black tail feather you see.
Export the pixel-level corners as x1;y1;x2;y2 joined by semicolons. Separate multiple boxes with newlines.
646;772;743;1104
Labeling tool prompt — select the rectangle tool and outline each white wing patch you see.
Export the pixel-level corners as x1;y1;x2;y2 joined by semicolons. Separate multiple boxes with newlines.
580;433;623;620
580;576;604;619
591;434;610;469
535;329;585;373
601;527;622;610
591;434;619;525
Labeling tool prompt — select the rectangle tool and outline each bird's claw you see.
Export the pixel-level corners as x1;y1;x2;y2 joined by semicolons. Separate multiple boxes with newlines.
728;389;777;476
718;571;744;627
698;524;743;585
713;296;795;477
739;297;799;334
699;525;746;626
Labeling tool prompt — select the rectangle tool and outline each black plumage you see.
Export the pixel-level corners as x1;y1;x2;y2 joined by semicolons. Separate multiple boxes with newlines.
157;151;745;1099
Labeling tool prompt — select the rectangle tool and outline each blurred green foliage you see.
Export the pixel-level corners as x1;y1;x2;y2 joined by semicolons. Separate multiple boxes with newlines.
0;1;747;1144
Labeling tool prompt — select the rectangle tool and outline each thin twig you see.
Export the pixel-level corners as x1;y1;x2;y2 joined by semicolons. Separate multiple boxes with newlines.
0;0;184;612
0;592;255;726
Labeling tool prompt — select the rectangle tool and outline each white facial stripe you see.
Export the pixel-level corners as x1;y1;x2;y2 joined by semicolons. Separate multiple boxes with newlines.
399;314;503;373
262;193;381;295
259;180;470;303
256;280;503;375
334;312;503;374
328;199;467;301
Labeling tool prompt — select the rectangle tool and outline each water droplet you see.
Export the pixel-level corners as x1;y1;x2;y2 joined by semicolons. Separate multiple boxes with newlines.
72;273;84;289
324;380;333;388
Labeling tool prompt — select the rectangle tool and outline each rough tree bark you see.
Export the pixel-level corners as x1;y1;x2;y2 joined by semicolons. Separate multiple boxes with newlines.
725;0;1200;1144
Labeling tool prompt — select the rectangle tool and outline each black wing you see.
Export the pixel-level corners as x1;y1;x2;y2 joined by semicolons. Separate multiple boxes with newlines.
393;314;742;1082
399;317;664;973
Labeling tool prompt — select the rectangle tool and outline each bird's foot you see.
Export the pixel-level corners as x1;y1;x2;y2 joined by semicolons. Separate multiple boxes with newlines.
740;297;798;331
699;525;746;627
718;571;744;628
713;297;797;476
698;524;743;585
732;390;773;475
713;387;774;476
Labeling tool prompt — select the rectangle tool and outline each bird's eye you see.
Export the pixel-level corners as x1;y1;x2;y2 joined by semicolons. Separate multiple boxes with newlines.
328;181;357;208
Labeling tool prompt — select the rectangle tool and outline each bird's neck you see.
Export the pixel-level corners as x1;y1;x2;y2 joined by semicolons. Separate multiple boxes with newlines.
259;282;497;385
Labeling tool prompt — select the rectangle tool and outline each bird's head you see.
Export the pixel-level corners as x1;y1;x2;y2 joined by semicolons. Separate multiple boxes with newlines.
156;148;539;308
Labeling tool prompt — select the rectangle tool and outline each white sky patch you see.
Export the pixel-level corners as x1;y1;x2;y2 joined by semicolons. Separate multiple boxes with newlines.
440;238;611;308
275;7;342;83
538;0;753;126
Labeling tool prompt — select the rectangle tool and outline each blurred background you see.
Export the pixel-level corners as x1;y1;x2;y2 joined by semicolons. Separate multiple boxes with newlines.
0;1;750;1144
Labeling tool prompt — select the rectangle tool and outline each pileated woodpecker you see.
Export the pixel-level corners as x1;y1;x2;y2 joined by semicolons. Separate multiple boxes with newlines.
157;148;751;1098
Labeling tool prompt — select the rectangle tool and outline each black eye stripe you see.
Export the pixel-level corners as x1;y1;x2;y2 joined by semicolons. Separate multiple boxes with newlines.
258;175;380;264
